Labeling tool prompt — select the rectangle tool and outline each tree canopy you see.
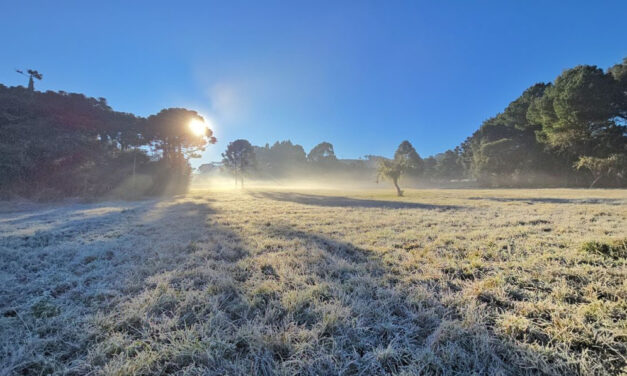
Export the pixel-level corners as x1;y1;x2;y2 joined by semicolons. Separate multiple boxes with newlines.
222;139;256;188
377;141;423;196
0;85;215;198
308;142;337;163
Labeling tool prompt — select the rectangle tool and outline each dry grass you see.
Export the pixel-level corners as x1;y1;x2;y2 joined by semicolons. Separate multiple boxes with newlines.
0;188;626;375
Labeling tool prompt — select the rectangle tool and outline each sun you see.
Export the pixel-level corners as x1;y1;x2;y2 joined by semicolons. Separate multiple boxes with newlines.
189;118;207;136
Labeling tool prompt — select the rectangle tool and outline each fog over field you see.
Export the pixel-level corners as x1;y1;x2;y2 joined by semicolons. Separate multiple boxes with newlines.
2;2;627;375
1;188;625;375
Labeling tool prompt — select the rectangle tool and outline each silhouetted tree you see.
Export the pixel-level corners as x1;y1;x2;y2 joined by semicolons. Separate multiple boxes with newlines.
377;141;423;196
16;69;43;91
0;85;215;198
222;139;256;188
146;108;216;163
394;140;423;176
308;142;336;163
254;140;307;177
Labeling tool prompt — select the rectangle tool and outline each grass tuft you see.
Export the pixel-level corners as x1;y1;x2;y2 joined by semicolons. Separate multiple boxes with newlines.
580;238;627;259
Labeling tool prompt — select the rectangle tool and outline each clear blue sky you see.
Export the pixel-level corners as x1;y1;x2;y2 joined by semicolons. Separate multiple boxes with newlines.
1;1;626;165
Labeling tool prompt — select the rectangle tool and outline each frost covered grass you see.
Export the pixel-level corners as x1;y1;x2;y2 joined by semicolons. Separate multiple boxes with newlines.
0;188;626;375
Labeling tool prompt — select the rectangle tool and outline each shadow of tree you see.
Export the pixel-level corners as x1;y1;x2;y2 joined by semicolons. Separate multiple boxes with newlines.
0;199;237;376
251;191;463;210
468;196;625;205
0;196;597;375
258;225;574;375
0;199;161;248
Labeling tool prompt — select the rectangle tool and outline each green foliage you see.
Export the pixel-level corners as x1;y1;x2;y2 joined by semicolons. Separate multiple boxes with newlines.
580;238;627;259
461;83;554;186
467;113;553;186
574;154;626;187
435;149;464;179
455;57;627;187
608;57;627;88
376;159;402;187
527;65;625;157
422;149;465;180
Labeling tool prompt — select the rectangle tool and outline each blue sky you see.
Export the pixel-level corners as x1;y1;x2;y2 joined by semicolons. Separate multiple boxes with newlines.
1;1;626;165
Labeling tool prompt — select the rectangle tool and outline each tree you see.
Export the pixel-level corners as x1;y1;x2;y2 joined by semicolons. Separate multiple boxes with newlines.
527;65;626;159
376;141;423;196
394;140;423;176
146;108;216;164
0;85;216;197
472;138;524;186
222;139;256;188
609;57;627;89
575;154;626;188
254;140;307;177
462;84;560;186
466;115;549;186
16;69;43;91
376;158;404;196
422;156;438;179
502;83;549;131
307;142;336;163
608;57;627;121
434;149;464;179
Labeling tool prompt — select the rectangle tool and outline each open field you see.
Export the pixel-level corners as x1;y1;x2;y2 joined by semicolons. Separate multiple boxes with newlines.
1;188;626;375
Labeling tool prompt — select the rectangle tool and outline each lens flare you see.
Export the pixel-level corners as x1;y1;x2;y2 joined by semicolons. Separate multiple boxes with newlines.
189;118;206;136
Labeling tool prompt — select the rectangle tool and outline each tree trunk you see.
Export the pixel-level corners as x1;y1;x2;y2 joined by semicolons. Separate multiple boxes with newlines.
589;173;602;188
393;178;403;196
132;153;136;191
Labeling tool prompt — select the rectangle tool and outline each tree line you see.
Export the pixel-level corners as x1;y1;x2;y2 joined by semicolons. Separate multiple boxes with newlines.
215;57;626;193
460;58;626;188
0;84;215;199
218;139;371;188
2;56;624;199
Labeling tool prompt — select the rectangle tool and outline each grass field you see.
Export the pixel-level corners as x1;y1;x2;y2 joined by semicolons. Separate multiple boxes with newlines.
1;188;626;375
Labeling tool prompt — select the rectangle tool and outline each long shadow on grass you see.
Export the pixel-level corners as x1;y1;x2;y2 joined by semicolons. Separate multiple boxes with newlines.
4;197;585;375
260;225;566;375
251;191;462;210
0;199;162;248
0;199;234;375
468;196;625;205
